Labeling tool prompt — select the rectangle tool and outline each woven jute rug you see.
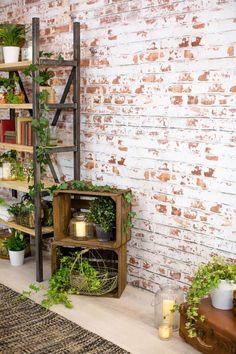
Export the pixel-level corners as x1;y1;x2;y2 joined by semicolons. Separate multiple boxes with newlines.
0;283;130;354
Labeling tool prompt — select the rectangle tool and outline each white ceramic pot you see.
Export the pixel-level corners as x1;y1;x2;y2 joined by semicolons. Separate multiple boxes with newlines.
9;249;25;266
211;279;236;310
3;46;20;63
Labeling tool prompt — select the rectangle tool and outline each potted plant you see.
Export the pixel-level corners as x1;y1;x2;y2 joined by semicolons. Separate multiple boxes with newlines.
0;24;27;63
0;74;24;104
24;50;55;103
87;197;116;242
182;257;236;337
4;230;27;266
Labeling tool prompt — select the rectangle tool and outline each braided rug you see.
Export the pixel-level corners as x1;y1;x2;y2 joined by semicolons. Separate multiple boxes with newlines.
0;283;130;354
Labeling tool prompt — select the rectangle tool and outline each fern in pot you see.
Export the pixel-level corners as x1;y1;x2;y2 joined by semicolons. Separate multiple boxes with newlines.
0;24;27;63
87;197;116;242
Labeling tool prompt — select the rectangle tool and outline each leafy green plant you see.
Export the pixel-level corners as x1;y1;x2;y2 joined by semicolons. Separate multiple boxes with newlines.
4;231;27;251
21;249;100;309
87;197;116;232
0;74;23;103
8;198;34;217
0;24;27;47
182;257;236;338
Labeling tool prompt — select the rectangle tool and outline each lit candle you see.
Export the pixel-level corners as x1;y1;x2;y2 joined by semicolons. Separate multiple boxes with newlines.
162;299;175;325
158;324;173;340
2;162;11;180
75;221;87;238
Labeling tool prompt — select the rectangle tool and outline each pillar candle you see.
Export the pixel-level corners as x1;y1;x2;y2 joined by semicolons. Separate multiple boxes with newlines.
162;299;175;325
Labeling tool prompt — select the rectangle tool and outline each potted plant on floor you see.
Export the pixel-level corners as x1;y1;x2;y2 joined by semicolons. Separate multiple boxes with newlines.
182;257;236;337
87;197;116;242
0;24;27;63
4;230;27;266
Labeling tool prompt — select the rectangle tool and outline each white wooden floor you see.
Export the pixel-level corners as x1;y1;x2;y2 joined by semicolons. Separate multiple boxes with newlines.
0;253;200;354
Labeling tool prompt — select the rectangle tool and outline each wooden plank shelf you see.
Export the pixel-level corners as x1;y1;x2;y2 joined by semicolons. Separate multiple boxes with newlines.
0;103;32;109
53;237;118;250
0;218;53;236
0;179;56;193
0;143;33;153
0;60;32;72
0;143;77;154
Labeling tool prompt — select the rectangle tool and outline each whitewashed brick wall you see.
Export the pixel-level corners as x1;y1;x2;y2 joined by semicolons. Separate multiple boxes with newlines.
0;0;235;292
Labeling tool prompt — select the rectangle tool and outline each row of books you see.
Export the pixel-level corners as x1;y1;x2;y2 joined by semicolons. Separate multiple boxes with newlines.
0;118;32;146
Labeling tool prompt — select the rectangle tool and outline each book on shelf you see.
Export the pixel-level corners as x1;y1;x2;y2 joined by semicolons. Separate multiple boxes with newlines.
4;130;16;144
0;120;15;143
16;117;32;146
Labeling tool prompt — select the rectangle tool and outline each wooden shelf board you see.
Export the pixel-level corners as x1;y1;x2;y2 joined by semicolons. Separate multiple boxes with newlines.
0;179;56;193
0;218;53;236
0;143;33;153
0;143;76;154
0;103;32;109
53;237;118;249
0;61;32;71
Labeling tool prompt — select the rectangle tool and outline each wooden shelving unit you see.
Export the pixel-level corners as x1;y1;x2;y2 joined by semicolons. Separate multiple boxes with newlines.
52;188;131;297
0;179;55;193
0;17;80;282
0;219;53;236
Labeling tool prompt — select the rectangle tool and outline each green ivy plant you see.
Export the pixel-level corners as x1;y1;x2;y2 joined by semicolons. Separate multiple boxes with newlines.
21;249;100;309
181;257;236;338
0;74;23;104
0;150;24;180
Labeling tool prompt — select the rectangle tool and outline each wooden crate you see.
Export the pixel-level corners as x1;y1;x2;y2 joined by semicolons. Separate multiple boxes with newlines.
179;298;236;354
51;242;127;298
53;189;131;249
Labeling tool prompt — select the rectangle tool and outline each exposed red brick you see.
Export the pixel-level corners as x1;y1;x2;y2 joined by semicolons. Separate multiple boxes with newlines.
193;23;205;29
85;161;94;169
172;207;181;216
210;204;222;213
171;96;183;105
227;46;234;57
188;95;198;104
147;52;158;61
191;166;202;175
156;204;167;213
204;168;215;177
191;36;202;46
196;178;207;189
184;50;194;59
158;173;171;182
198;72;209;81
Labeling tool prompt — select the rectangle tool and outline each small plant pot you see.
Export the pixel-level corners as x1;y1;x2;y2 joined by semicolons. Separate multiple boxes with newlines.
3;46;20;63
95;224;113;242
8;249;25;266
40;86;55;104
211;280;236;310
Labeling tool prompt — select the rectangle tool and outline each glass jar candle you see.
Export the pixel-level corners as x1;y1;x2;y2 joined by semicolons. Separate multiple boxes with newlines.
154;284;184;331
69;213;89;240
